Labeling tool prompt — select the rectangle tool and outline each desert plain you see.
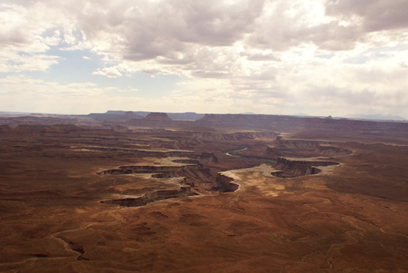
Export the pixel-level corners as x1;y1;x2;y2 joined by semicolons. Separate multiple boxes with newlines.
1;112;408;272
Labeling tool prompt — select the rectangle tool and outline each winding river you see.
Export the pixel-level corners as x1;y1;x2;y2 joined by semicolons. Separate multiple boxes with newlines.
225;146;276;164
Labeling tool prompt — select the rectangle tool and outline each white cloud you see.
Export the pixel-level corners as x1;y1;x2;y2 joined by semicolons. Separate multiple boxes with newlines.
1;0;408;117
93;66;123;78
0;2;81;72
0;75;146;114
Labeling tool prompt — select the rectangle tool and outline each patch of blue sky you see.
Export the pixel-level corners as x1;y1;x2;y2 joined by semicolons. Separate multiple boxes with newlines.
24;47;184;98
26;47;100;83
365;43;408;53
95;72;183;98
314;53;335;59
343;44;408;65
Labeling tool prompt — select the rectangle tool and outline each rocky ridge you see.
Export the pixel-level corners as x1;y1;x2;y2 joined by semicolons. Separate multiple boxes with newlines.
272;157;340;177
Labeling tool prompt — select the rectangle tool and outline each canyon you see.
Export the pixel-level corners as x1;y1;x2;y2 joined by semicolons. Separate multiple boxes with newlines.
1;112;408;272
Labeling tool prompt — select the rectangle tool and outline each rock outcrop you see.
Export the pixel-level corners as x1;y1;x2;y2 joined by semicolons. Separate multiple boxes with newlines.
98;161;214;187
272;157;339;177
211;173;239;192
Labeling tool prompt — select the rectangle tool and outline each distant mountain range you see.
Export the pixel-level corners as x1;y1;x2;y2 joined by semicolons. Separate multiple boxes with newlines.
97;111;205;121
2;110;406;121
0;111;31;115
345;114;406;121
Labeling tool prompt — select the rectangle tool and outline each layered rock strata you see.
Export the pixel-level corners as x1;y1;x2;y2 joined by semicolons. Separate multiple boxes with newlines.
211;174;239;192
272;157;339;177
266;138;352;158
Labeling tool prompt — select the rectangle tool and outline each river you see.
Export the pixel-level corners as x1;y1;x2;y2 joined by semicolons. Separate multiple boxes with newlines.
225;146;276;164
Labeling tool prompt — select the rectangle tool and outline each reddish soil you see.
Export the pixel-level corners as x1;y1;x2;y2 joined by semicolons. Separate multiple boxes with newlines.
1;117;408;272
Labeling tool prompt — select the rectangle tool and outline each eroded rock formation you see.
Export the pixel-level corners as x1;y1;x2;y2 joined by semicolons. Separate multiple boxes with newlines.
272;157;339;177
211;173;239;192
97;157;216;190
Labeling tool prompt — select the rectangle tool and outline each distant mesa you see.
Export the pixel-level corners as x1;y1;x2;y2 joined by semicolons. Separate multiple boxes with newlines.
89;110;204;121
121;111;143;120
143;112;173;121
198;114;219;122
123;111;136;118
88;111;143;121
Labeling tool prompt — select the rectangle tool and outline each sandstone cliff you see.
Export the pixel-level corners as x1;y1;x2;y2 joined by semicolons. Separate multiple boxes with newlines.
211;173;239;192
265;137;352;158
273;157;339;177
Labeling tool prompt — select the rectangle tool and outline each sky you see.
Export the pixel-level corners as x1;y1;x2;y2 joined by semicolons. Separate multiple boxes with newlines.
1;0;408;117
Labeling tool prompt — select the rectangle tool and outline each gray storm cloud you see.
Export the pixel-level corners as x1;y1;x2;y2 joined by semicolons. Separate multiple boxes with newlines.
326;0;408;32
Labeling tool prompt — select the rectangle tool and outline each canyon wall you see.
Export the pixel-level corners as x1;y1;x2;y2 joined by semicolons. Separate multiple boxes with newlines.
273;157;339;177
212;173;239;192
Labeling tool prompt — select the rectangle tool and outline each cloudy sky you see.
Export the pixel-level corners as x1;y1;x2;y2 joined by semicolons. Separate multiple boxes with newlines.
1;0;408;117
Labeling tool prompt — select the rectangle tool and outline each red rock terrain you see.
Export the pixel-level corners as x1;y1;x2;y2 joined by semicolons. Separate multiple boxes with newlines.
1;116;408;272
